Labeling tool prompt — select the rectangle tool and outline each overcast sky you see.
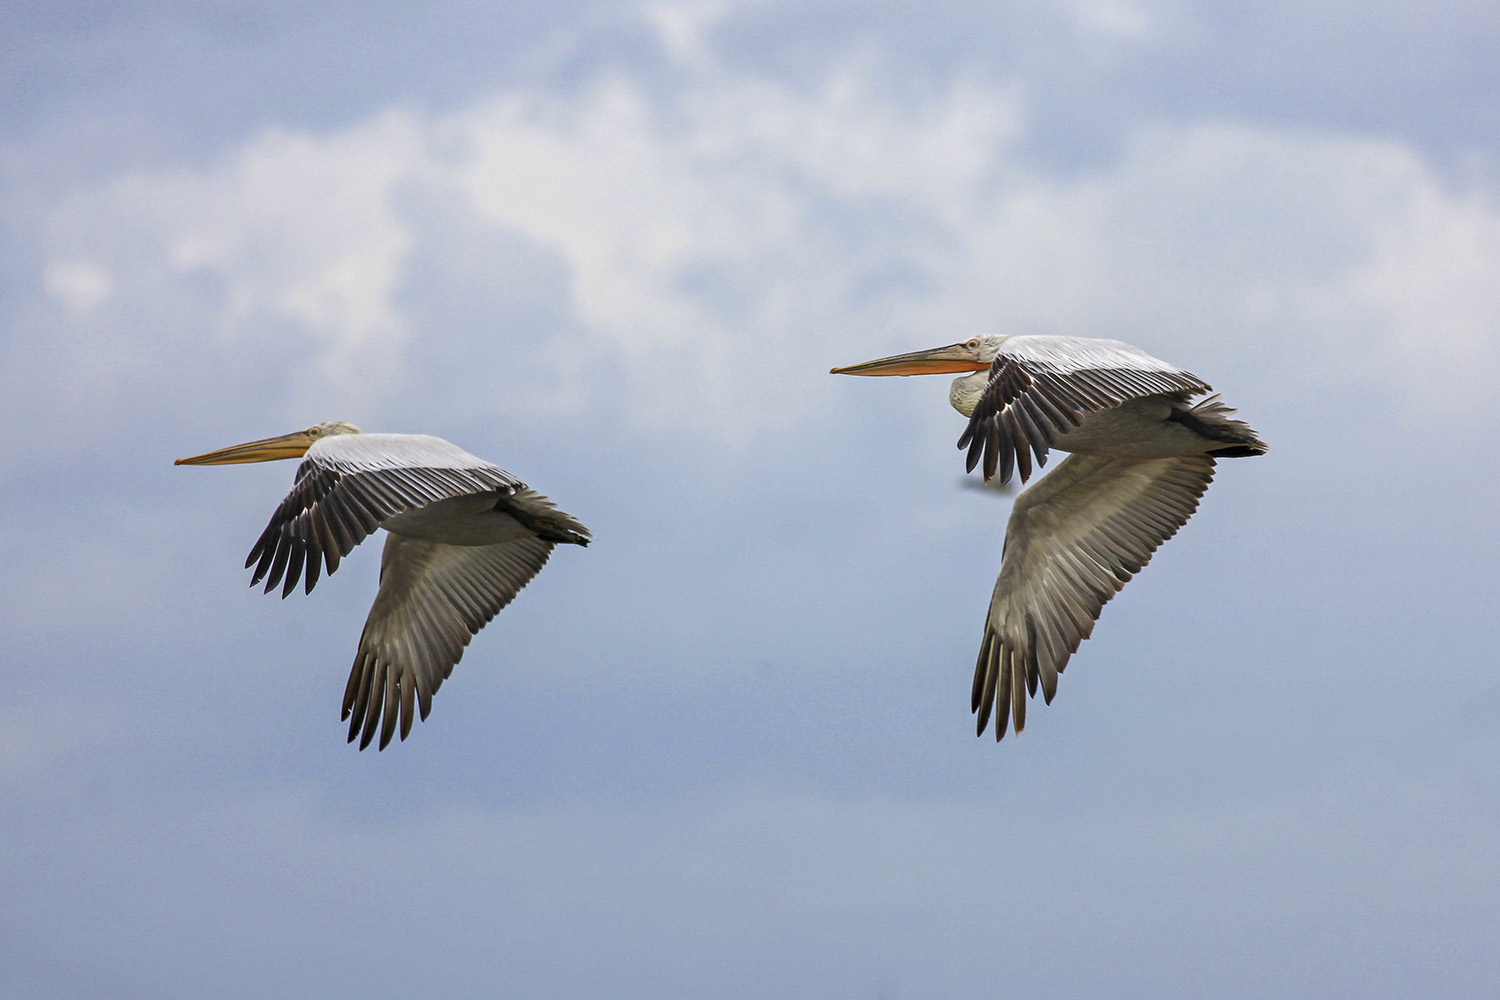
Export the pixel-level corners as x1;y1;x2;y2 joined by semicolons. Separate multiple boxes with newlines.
3;2;1499;997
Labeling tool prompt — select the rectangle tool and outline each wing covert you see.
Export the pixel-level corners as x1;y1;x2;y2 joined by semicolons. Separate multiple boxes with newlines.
957;337;1211;485
245;434;524;598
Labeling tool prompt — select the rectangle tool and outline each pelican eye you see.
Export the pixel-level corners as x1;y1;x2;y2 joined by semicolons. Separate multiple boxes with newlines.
965;339;981;349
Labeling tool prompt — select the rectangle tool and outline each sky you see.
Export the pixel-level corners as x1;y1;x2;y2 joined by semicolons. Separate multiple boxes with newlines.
2;1;1499;996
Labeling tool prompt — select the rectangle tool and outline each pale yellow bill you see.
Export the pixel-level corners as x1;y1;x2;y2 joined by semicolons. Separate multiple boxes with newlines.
830;343;990;377
175;429;317;466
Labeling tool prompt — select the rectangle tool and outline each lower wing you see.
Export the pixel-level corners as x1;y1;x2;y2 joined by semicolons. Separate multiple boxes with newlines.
342;533;555;749
972;452;1217;740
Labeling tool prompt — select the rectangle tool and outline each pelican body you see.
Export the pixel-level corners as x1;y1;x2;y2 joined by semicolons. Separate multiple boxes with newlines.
177;422;589;750
833;335;1266;741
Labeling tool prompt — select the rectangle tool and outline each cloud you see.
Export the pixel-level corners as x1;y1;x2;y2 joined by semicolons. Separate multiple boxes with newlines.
641;0;733;71
50;111;424;404
16;31;1499;468
440;66;1024;434
44;258;115;313
1344;173;1500;400
1068;0;1153;40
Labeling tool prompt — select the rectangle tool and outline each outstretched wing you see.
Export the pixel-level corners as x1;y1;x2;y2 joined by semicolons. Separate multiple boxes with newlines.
972;452;1217;740
245;433;523;597
342;533;556;750
957;337;1210;484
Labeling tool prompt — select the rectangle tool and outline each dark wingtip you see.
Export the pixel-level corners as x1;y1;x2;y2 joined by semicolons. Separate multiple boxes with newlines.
1207;444;1267;458
354;706;377;749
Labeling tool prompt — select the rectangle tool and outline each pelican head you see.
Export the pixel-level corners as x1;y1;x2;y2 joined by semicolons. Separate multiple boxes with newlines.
175;421;362;465
831;335;1008;418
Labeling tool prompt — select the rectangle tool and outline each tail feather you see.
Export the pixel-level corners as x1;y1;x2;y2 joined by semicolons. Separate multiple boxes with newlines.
1172;394;1267;457
1207;444;1265;458
497;487;592;546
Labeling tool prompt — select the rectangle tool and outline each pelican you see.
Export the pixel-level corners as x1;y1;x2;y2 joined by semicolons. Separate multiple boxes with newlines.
832;335;1266;741
176;422;590;750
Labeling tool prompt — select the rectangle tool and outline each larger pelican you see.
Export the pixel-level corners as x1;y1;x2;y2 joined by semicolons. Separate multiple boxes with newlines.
177;422;590;750
833;335;1265;741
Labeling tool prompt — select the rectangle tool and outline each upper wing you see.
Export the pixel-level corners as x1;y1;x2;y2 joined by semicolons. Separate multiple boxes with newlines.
342;533;556;750
971;452;1217;741
245;433;523;597
957;337;1210;484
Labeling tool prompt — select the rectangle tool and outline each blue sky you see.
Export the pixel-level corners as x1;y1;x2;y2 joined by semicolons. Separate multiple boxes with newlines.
3;2;1499;996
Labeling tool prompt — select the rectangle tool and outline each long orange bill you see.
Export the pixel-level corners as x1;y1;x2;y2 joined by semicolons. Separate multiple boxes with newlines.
830;343;990;376
175;429;317;465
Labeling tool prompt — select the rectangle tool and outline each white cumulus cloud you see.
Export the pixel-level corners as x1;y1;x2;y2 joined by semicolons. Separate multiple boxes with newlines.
21;45;1500;458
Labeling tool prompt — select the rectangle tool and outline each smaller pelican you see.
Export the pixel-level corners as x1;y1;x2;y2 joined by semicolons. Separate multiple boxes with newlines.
177;422;589;750
833;335;1266;741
